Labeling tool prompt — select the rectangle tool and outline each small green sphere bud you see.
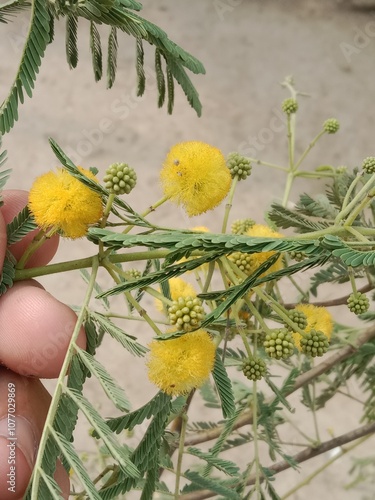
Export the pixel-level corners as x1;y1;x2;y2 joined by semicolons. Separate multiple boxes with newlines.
228;252;253;275
231;218;256;235
336;165;348;174
362;157;375;175
226;152;252;180
323;118;340;134
242;357;267;381
300;329;329;357
103;163;137;195
288;250;306;262
124;268;142;280
282;98;298;115
347;292;370;315
286;309;308;331
263;329;295;359
168;296;205;331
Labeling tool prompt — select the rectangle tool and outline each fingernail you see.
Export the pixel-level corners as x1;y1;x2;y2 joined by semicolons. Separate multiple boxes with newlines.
0;416;37;470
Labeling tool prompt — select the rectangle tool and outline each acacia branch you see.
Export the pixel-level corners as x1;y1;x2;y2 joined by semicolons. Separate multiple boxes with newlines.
180;421;375;500
184;324;375;447
284;283;373;309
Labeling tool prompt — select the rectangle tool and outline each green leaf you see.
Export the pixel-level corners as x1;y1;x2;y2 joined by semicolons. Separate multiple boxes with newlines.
89;311;148;357
0;251;16;295
6;206;37;245
212;353;235;419
107;26;118;88
0;0;30;24
166;65;174;114
265;368;299;413
183;471;241;499
187;447;239;476
90;21;103;81
75;347;131;411
80;269;110;310
310;260;350;296
155;48;165;107
65;387;139;478
66;14;78;69
49;429;101;499
0;0;50;134
105;391;170;433
269;202;330;233
136;36;145;96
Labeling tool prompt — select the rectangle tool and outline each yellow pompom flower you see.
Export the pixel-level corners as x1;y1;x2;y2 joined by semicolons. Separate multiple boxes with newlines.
155;277;197;312
229;224;283;277
29;167;103;239
292;304;333;351
160;141;232;216
147;330;216;396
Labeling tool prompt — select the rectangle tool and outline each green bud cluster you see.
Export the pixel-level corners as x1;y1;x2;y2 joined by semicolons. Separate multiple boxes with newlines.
104;163;137;194
124;269;142;280
323;118;340;134
242;357;267;381
263;329;295;359
228;252;253;274
289;250;306;262
231;218;256;235
286;309;308;331
347;292;370;315
362;157;375;175
226;152;252;180
248;330;267;345
300;329;329;357
168;296;205;331
281;98;298;115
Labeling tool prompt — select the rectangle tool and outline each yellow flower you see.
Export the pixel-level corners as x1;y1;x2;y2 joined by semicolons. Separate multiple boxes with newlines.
160;141;232;216
29;167;103;239
292;304;333;351
147;330;216;396
229;224;283;277
155;277;197;312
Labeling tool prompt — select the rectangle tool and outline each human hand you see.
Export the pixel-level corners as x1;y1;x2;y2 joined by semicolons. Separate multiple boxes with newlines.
0;190;86;499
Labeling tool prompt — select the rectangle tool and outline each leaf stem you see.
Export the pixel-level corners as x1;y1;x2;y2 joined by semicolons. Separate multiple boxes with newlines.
221;175;239;233
174;411;188;499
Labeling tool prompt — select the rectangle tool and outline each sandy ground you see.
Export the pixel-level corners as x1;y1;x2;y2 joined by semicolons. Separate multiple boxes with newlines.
1;0;375;498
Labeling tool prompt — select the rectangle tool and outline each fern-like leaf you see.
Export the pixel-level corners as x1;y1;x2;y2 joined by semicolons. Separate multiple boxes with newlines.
0;0;50;134
6;206;36;245
187;447;240;476
0;251;16;295
66;14;78;68
183;471;241;499
90;21;103;81
136;36;145;96
0;0;30;24
166;64;174;114
212;353;235;419
107;26;118;88
155;48;165;107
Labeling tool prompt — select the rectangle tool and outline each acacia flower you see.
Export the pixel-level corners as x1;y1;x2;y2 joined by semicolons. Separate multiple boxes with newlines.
160;141;232;216
292;304;333;351
155;277;197;312
147;330;216;396
29;167;103;239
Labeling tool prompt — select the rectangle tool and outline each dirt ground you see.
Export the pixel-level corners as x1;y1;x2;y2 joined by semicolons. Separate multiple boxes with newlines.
1;0;375;498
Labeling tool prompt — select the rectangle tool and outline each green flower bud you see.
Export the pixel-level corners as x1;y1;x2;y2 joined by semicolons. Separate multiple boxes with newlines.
300;329;329;357
104;163;137;194
286;309;308;331
226;152;252;180
362;157;375;175
323;118;340;134
231;218;256;235
263;328;295;359
168;296;205;331
124;268;142;280
282;98;298;115
347;292;370;315
228;252;253;274
242;357;267;381
288;250;306;262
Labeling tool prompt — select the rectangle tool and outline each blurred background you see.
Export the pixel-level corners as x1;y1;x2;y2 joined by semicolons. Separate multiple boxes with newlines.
1;0;375;498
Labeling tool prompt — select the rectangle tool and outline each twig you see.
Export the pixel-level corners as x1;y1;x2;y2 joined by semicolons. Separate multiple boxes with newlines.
184;325;375;447
180;422;375;500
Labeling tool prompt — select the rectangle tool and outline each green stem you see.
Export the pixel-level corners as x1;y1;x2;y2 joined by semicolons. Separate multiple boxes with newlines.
221;175;239;233
348;267;358;295
30;256;100;499
15;227;56;270
344;188;375;227
174;411;188;499
293;130;326;172
252;381;262;500
335;172;375;224
122;194;169;234
341;172;363;212
248;158;288;172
